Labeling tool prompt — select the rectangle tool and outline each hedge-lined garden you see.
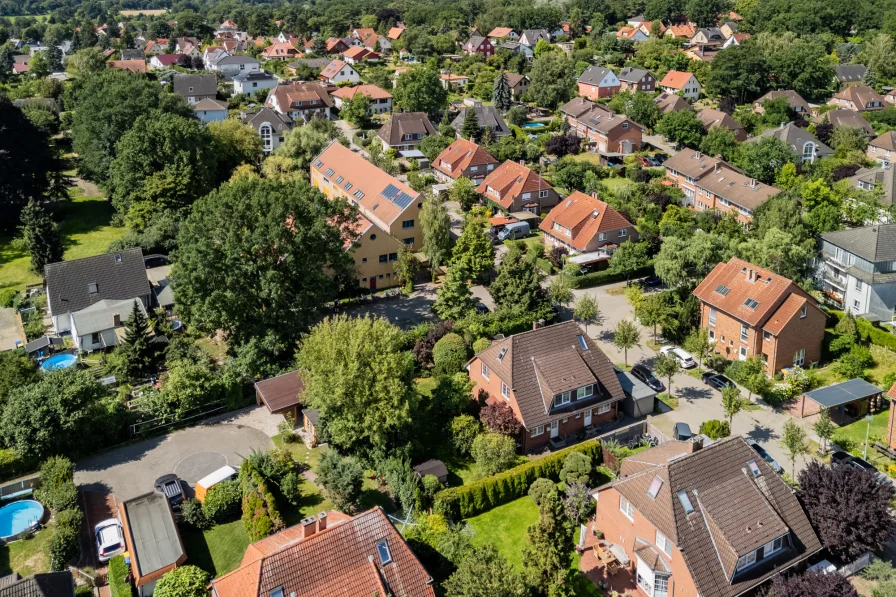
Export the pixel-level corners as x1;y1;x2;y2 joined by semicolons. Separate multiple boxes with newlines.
434;439;603;519
108;556;131;597
568;262;655;289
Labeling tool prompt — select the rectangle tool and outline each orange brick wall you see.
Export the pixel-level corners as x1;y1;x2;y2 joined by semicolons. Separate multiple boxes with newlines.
577;82;620;100
595;485;700;597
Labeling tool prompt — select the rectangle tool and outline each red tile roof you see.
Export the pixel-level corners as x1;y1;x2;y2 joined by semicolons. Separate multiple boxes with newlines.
320;59;351;80
660;70;694;89
262;42;299;58
488;27;514;38
475;161;553;209
331;84;392;101
432;138;498;180
539;191;634;251
108;59;147;73
387;26;405;40
343;46;379;60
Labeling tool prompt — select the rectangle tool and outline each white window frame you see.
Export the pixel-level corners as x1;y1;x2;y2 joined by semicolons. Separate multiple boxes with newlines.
556;391;571;406
619;495;634;521
597;403;611;415
763;536;783;557
531;425;544;437
708;308;717;326
576;385;593;399
736;550;757;571
501;381;510;399
656;531;672;557
481;362;490;380
740;324;749;342
794;349;805;366
620;228;627;236
539;190;548;198
800;305;808;318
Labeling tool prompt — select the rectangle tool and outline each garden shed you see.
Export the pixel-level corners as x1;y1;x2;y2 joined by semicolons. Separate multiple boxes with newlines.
119;491;186;597
254;370;304;423
789;378;883;424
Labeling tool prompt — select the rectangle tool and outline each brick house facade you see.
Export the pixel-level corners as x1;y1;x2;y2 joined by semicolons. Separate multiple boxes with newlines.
693;258;825;376
560;98;644;162
476;160;560;214
466;321;625;452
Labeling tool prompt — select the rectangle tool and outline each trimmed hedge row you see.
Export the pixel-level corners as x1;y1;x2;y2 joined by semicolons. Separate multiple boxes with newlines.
829;310;896;352
568;262;655;290
239;462;284;542
433;439;603;519
108;555;132;597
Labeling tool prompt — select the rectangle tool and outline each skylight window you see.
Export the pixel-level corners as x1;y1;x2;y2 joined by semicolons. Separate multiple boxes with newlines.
577;335;588;350
497;347;508;360
677;490;694;513
353;190;365;200
715;284;730;296
325;168;335;176
647;475;664;499
376;539;392;565
315;160;324;168
335;176;344;184
344;182;353;190
747;459;761;478
744;298;759;309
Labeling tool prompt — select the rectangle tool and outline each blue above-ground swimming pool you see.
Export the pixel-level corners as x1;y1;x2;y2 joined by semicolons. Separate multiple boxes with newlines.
41;353;78;372
522;122;546;129
0;500;44;540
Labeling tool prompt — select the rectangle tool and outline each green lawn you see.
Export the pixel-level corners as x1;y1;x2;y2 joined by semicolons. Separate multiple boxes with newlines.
0;196;125;292
832;410;891;456
466;496;539;569
601;177;634;191
180;519;249;578
0;524;54;577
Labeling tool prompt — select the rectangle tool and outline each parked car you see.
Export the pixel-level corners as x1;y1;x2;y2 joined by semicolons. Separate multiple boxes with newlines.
642;275;662;287
673;422;692;441
497;221;531;241
701;372;736;391
475;302;490;315
660;345;697;368
631;364;665;393
95;519;125;563
637;156;651;167
155;474;185;510
831;451;876;472
653;153;668;164
748;441;783;473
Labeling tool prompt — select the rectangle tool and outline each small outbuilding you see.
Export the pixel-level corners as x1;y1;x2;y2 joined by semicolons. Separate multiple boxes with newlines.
614;368;656;418
23;336;65;358
254;370;304;423
119;491;186;597
301;408;320;446
789;378;883;424
412;459;449;484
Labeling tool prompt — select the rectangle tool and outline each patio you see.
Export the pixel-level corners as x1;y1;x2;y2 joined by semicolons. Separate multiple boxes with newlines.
579;523;640;596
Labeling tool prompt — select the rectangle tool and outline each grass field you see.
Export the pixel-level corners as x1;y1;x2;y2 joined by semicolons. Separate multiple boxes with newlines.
0;524;53;577
180;519;248;578
0;196;125;292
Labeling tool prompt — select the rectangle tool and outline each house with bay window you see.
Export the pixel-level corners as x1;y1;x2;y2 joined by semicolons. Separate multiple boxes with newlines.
593;437;822;597
466;321;625;452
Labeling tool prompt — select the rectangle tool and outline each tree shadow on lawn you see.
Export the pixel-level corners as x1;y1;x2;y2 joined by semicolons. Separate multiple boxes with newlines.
57;197;117;252
179;526;215;576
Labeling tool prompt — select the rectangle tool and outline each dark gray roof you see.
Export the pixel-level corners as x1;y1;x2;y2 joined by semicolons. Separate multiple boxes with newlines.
23;336;64;354
122;491;185;577
302;408;319;425
804;378;881;408
233;71;276;83
215;55;260;65
617;67;650;84
290;57;331;69
822;224;896;263
836;64;867;83
44;248;150;317
172;73;217;97
519;29;550;46
413;459;449;479
750;123;833;157
0;572;75;597
450;106;510;137
242;107;294;133
377;112;438;145
577;66;614;85
850;165;896;205
120;49;144;61
695;27;725;41
466;35;487;49
615;368;656;401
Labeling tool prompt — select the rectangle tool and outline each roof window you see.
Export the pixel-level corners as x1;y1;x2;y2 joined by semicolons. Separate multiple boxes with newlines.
677;490;694;513
647;475;663;499
577;335;588;350
315;160;324;168
744;298;759;309
497;347;508;360
88;283;98;294
376;539;392;565
325;168;335;176
747;459;761;478
715;284;730;296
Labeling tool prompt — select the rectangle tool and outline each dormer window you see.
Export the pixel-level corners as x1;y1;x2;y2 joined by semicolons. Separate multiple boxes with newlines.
736;551;757;571
800;305;808;318
555;391;571;406
576;385;593;399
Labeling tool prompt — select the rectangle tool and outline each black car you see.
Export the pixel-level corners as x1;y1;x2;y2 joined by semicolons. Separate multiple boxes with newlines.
673;422;692;441
831;451;876;472
155;474;185;510
748;441;783;473
475;302;490;315
642;275;662;287
630;364;665;393
701;372;736;391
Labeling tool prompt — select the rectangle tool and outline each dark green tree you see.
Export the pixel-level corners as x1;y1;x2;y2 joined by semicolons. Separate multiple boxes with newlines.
522;492;575;596
686;0;729;27
444;544;528;597
461;109;480;141
393;68;448;116
705;42;768;103
340;92;372;128
0;95;50;229
452;218;494;280
490;244;545;312
434;264;477;320
154;566;208;597
529;52;575;108
19;200;62;273
492;71;512;111
656;109;705;149
122;300;152;380
733;136;798;184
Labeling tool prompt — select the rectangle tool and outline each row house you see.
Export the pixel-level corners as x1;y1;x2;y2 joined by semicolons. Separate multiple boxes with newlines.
577;66;621;100
560;98;644;163
331;84;392;115
266;82;333;121
311;142;423;289
664;149;779;224
694;257;825;375
828;85;885;111
594;437;822;597
750;123;832;164
432;138;499;184
476;160;559;214
467;321;626;452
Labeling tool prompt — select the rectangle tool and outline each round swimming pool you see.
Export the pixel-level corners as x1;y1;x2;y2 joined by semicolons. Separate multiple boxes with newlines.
0;500;44;540
41;354;77;372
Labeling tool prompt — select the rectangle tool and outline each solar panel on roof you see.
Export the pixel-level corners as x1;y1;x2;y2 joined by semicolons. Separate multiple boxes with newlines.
393;191;414;209
381;184;400;199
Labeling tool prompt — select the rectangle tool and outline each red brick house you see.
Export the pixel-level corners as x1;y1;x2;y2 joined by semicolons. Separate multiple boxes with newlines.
593;437;822;597
577;66;621;100
463;35;494;57
539;191;638;262
693;258;825;375
560;98;644;163
476;160;559;214
467;321;625;452
432;138;499;184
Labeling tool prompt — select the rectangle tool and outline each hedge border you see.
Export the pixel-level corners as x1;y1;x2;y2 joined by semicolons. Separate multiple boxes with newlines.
828;310;896;353
433;439;603;519
568;262;655;290
108;555;132;597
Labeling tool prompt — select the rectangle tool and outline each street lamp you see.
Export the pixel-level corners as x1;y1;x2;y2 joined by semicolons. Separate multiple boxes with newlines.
864;413;874;460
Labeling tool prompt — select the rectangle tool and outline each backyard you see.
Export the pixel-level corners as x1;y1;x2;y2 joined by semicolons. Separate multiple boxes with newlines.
0;522;54;577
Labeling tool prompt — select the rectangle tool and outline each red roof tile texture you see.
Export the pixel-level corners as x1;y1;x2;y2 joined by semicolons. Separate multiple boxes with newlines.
539;191;634;251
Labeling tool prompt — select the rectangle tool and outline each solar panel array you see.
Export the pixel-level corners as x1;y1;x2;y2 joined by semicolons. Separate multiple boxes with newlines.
380;183;415;209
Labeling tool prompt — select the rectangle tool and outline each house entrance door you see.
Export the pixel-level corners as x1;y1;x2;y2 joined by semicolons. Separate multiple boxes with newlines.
584;409;592;426
550;421;559;438
370;277;377;291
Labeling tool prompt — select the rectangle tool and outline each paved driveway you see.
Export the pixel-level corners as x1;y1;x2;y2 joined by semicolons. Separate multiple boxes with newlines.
340;286;439;329
75;408;275;501
0;307;24;351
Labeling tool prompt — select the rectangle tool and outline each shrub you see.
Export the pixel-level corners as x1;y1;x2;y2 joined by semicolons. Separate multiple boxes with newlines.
154;565;208;597
48;509;82;571
480;402;523;436
434;439;604;519
280;471;302;506
450;414;480;456
453;305;555;340
560;451;592;485
472;337;491;353
422;474;442;497
318;449;363;512
471;433;517;477
0;289;18;308
277;415;298;443
433;333;468;376
181;498;210;529
239;461;283;541
568;262;654;289
413;322;453;369
108;556;131;597
202;479;241;524
35;456;78;513
528;477;558;506
699;419;730;439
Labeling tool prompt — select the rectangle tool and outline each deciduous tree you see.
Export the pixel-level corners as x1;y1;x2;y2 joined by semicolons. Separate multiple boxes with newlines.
574;294;599;334
654;353;680;399
444;544;528;597
609;241;649;282
449;177;480;211
393;68;448;115
767;570;859;597
453;218;495;281
781;419;809;477
529;52;575;108
490;244;544;312
421;196;452;274
656;109;705;149
471;432;517;476
613;319;640;366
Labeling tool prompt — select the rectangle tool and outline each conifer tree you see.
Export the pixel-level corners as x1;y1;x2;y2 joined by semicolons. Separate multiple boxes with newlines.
492;71;512;111
19;200;62;274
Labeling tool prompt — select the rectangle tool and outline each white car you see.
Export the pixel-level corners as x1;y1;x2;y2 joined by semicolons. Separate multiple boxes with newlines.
660;345;697;369
95;519;125;562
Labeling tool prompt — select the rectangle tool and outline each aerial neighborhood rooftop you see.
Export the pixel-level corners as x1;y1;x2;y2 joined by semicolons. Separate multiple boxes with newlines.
4;3;896;597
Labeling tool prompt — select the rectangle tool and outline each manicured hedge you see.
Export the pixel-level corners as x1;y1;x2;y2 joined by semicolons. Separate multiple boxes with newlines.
433;439;603;519
239;462;283;542
829;310;896;352
108;555;132;597
454;305;556;339
568;262;655;289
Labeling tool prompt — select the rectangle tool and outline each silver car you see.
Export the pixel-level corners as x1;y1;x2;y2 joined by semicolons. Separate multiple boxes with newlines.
660;345;697;368
95;519;125;563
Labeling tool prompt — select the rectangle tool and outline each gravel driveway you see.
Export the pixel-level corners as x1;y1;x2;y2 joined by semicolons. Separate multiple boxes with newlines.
0;307;24;351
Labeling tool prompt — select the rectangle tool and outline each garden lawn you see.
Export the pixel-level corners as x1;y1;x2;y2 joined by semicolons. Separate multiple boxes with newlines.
832;410;891;456
466;495;539;569
179;519;249;578
601;177;634;192
0;524;53;577
0;196;125;292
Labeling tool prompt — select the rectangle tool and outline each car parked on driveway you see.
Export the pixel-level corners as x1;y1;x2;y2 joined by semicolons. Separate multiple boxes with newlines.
631;364;665;393
748;441;783;473
660;345;696;368
702;372;736;391
155;474;185;510
642;275;662;287
673;422;692;440
95;519;125;563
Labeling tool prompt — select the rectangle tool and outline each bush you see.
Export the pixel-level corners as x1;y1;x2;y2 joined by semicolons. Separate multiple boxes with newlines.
0;289;18;308
699;419;730;440
528;477;558;506
49;509;82;571
239;461;283;541
318;449;363;512
277;416;298;443
280;471;302;506
450;414;480;456
35;456;77;513
560;451;592;485
202;479;241;524
154;565;208;597
181;498;210;529
435;438;604;518
433;333;468;376
471;433;517;477
453;306;556;344
568;262;654;289
472;337;491;353
108;556;131;597
0;448;33;482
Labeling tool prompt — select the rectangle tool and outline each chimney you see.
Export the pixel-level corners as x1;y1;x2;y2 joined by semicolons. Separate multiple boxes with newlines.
317;511;328;532
113;313;121;326
533;319;545;330
694;151;702;160
591;192;600;200
746;268;756;283
301;515;317;538
687;436;704;453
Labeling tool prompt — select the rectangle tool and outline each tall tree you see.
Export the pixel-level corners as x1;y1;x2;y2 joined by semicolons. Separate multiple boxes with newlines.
0;95;50;229
340;93;372;128
444;544;528;597
654;231;732;288
721;385;745;426
297;315;417;460
393;68;447;116
492;71;512;111
798;461;896;560
19;200;62;273
461;109;480;141
780;419;809;477
705;42;768;102
529;52;575;109
635;293;668;340
122;300;152;380
608;241;649;282
767;570;859;597
613;319;641;366
686;0;729;27
656;109;705;149
654;353;680;399
452;218;494;281
733;137;798;184
420;196;452;274
434;265;477;321
275;118;339;172
489;244;544;312
173;177;354;370
522;493;575;596
449;177;480;211
207;119;263;180
574;294;599;334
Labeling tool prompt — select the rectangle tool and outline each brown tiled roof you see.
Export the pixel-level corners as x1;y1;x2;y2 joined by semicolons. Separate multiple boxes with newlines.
815;109;875;136
665;149;778;212
504;73;528;88
344;46;378;60
693;257;819;328
212;508;436;597
320;59;351;80
762;293;812;335
660;70;694;89
871;131;896;152
254;370;304;413
655;92;691;114
432;139;498;179
108;59;147;73
475;161;554;210
241;511;353;565
831;85;885;109
473;321;624;428
331;84;392;101
697;109;747;141
539;191;633;251
262;42;300;58
605;437;821;597
633;540;669;572
376;112;437;146
325;37;347;52
268;82;332;112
